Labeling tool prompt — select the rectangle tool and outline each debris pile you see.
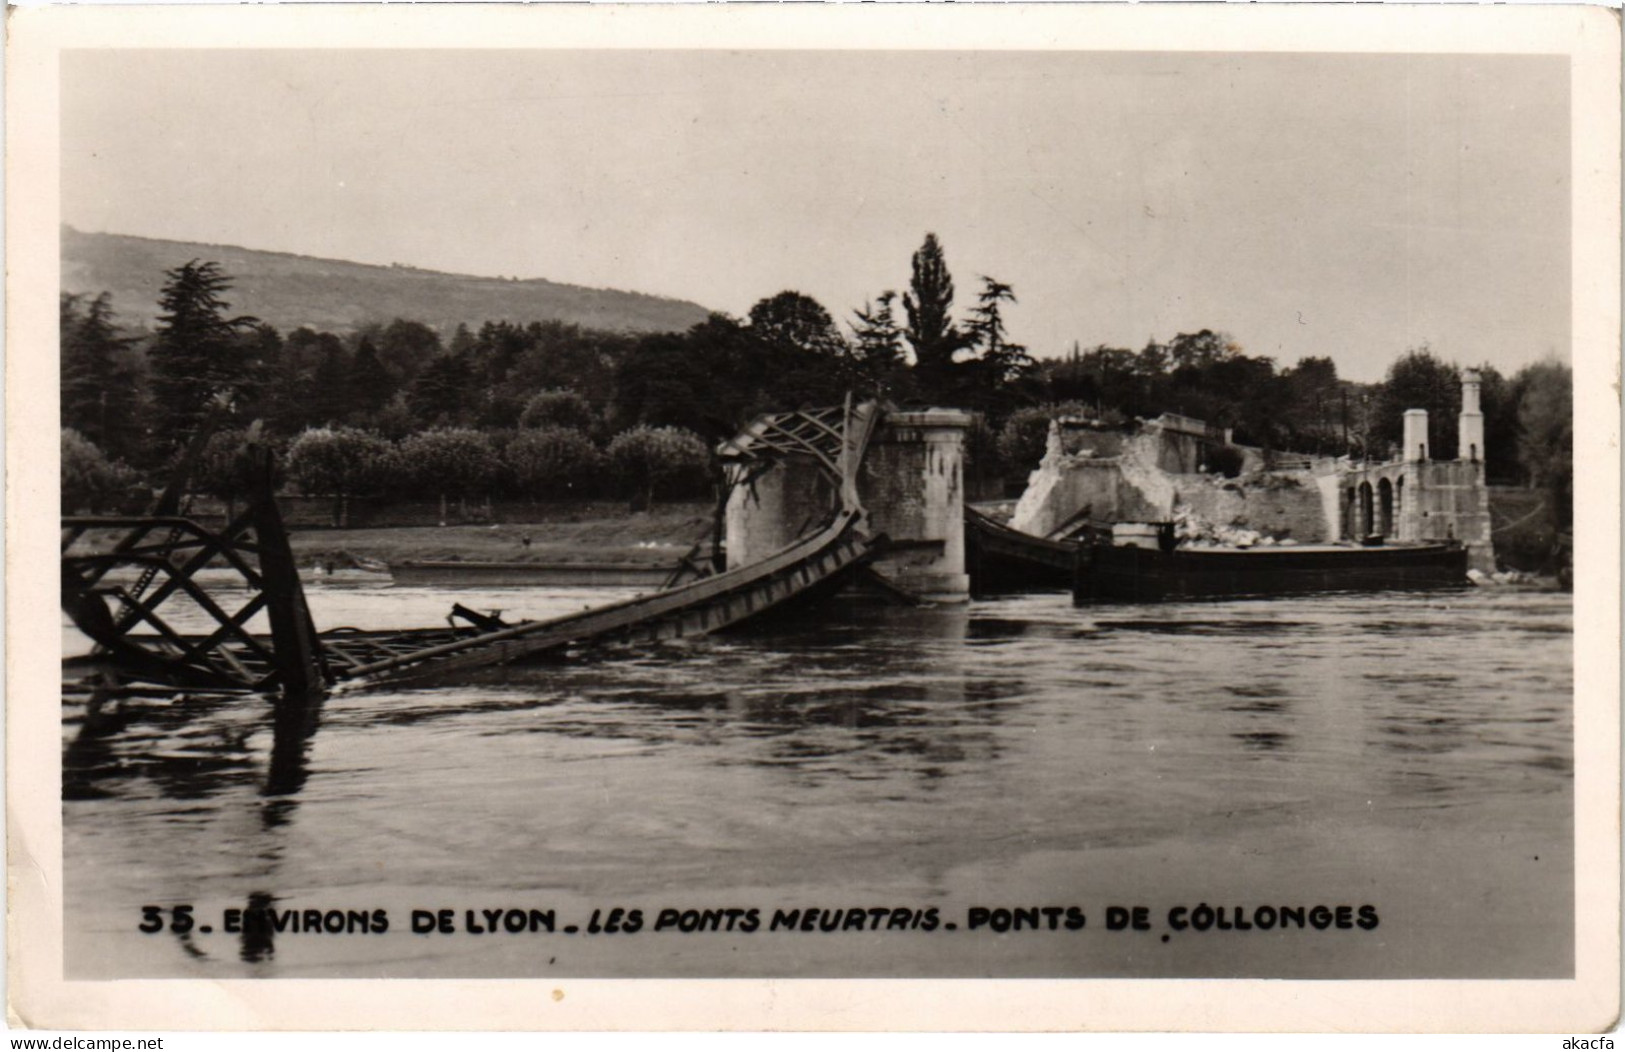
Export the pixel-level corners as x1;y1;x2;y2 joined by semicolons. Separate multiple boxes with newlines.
1171;504;1298;549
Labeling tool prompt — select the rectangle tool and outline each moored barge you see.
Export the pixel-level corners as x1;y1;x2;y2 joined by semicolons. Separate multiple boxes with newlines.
1075;533;1469;604
964;506;1083;594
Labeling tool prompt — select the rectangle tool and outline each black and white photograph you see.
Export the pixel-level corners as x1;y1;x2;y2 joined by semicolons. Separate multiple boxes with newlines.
10;2;1620;1034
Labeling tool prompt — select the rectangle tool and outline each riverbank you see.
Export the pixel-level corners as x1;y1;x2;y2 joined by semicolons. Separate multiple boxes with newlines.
285;502;714;570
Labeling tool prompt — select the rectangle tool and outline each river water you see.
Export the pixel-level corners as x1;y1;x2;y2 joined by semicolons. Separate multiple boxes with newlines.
62;584;1573;980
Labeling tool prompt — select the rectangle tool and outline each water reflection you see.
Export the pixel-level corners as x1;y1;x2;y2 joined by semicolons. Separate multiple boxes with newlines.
62;585;1573;979
240;891;277;964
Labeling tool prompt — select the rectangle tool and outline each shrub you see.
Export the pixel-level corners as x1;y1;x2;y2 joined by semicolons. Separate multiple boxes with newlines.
504;426;602;498
62;428;137;513
286;427;393;497
996;402;1090;472
192;428;283;515
606;425;711;509
519;389;598;433
392;428;499;502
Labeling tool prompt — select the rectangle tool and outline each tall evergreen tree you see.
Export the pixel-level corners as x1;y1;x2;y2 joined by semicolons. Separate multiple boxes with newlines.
850;291;909;397
148;260;257;447
61;292;138;449
967;277;1032;386
308;335;354;425
407;352;476;426
348;336;397;418
902;233;966;388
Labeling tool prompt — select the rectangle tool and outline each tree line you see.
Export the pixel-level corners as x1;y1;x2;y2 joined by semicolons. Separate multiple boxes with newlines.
61;233;1572;527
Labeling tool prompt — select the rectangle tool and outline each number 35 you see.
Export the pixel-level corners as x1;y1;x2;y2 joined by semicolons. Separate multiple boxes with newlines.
139;905;193;933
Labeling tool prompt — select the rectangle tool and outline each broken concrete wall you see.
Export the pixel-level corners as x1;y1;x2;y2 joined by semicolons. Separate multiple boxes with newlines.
1172;470;1332;543
1010;423;1336;542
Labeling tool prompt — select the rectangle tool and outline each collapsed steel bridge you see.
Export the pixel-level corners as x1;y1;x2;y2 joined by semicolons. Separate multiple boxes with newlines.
62;400;887;697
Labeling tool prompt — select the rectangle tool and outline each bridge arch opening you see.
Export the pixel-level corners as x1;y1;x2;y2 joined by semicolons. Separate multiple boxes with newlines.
1358;482;1374;538
1377;478;1394;538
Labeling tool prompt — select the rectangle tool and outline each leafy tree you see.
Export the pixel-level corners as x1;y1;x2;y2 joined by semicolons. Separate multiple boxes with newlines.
285;427;394;526
1071;344;1144;417
606;425;712;510
192;427;279;521
748;291;849;359
148;260;259;448
393;427;499;519
1167;329;1236;371
472;387;529;429
614;316;775;441
505;426;602;498
1472;363;1521;483
61;428;138;513
1280;356;1342;454
745;291;852;406
902;233;968;389
1514;359;1572;529
376;319;444;384
996;402;1090;472
1374;347;1461;460
497;320;630;418
366;392;418;441
519;389;598;432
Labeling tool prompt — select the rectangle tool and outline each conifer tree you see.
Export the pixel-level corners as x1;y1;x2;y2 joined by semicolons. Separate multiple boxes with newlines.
902;233;966;388
61;292;138;449
149;260;257;446
348;337;397;418
967;277;1032;385
850;291;907;397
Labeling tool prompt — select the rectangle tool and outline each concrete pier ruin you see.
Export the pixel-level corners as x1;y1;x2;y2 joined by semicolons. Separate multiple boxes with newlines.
724;408;973;601
1008;372;1495;572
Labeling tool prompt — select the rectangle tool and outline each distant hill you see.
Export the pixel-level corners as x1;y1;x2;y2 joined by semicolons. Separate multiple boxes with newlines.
61;226;714;337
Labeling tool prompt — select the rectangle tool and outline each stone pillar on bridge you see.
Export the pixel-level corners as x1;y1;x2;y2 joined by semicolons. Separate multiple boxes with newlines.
1458;368;1485;465
722;408;972;602
1403;409;1429;463
859;409;972;602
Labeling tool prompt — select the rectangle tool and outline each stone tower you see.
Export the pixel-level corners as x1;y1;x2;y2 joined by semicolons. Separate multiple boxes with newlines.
1458;368;1484;464
1403;409;1429;462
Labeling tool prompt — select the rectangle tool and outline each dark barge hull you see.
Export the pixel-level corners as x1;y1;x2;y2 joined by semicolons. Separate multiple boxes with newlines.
964;507;1081;594
1075;543;1469;603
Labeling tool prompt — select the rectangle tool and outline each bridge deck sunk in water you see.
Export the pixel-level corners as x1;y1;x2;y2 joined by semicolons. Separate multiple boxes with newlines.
62;401;889;697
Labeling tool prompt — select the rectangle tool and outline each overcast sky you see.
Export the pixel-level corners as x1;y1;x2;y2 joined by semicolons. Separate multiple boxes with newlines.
61;49;1569;382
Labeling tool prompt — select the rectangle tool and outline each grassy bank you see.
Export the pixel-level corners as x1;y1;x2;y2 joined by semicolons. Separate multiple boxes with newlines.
286;502;715;568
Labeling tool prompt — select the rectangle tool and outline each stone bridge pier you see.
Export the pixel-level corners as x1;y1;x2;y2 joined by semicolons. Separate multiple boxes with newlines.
1339;400;1495;572
723;408;972;601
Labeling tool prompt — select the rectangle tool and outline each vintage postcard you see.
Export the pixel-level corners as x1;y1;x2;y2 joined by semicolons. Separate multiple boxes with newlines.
8;2;1620;1034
